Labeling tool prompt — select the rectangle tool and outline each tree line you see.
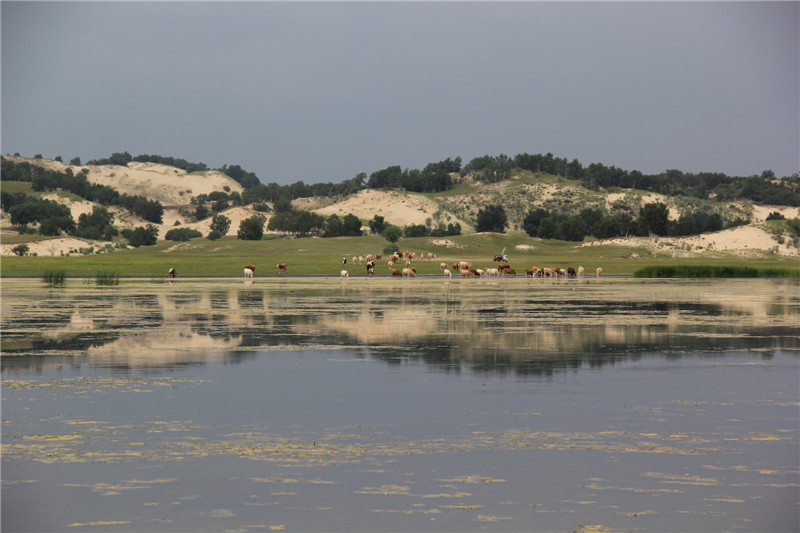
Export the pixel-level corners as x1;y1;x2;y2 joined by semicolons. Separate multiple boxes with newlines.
17;150;798;207
1;157;163;223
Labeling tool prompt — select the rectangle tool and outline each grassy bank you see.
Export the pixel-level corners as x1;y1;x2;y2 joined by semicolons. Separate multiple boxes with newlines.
634;265;800;278
2;233;797;278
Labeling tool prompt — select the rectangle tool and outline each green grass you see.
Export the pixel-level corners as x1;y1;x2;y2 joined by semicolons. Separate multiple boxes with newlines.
3;233;798;278
0;181;35;194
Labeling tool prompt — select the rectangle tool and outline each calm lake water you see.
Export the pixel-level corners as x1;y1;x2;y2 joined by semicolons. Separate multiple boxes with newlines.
2;277;798;532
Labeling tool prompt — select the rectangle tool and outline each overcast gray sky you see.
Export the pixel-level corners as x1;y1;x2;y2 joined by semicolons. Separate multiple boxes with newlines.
2;1;798;185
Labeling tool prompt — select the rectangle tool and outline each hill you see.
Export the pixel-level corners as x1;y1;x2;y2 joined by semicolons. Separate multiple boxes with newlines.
2;156;799;259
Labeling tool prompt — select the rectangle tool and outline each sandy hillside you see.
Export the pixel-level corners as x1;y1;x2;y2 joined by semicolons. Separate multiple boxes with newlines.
583;225;798;257
4;156;244;206
178;206;271;237
311;189;468;228
604;191;679;218
1;237;105;257
1;206;271;256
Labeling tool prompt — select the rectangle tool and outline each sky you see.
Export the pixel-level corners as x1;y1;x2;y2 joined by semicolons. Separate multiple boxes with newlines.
2;1;798;185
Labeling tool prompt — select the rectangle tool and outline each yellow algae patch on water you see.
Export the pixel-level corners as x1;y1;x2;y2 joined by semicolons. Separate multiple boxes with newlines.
642;472;720;486
206;509;235;518
24;434;82;441
477;514;511;521
441;475;506;484
745;434;782;441
442;504;483;509
356;484;411;495
68;521;131;527
572;525;613;533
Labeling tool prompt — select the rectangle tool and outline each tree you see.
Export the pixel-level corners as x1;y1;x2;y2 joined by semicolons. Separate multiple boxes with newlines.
124;224;158;247
324;214;344;237
195;204;209;221
558;215;588;242
238;215;266;240
341;214;363;236
210;214;231;234
70;157;81;166
369;215;387;235
522;208;549;237
638;202;670;236
404;224;429;238
40;216;75;236
475;205;508;233
383;225;403;243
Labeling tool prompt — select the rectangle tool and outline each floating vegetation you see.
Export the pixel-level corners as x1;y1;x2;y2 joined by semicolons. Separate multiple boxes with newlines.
634;265;800;278
41;269;67;287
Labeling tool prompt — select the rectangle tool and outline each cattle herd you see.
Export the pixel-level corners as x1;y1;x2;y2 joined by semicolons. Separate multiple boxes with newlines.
168;251;603;280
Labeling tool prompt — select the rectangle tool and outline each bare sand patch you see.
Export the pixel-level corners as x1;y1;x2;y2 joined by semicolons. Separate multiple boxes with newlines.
583;225;797;256
312;189;464;228
1;237;103;257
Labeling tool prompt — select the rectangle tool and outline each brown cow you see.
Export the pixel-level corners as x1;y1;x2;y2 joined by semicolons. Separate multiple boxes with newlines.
169;267;177;278
276;263;288;273
502;267;516;276
244;265;255;278
391;268;403;277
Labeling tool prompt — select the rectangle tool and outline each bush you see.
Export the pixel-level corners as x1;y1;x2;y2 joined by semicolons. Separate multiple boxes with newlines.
11;244;29;256
122;224;159;247
165;228;203;241
207;230;223;241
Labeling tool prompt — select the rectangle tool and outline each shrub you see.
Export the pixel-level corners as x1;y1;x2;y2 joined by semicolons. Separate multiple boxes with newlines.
11;244;29;256
165;228;203;241
207;230;223;241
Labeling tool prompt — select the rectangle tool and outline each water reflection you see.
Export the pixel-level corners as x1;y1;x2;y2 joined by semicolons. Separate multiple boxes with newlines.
2;279;798;374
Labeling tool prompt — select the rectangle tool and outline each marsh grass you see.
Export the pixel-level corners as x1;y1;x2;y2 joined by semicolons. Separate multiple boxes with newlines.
93;271;120;286
41;269;67;287
634;265;800;278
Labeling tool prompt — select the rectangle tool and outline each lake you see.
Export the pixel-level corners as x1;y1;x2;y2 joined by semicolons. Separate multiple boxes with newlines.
2;276;798;532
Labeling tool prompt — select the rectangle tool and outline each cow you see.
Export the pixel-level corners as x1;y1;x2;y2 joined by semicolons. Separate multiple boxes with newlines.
391;268;403;277
567;267;576;277
168;267;177;278
244;265;255;278
277;263;288;273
